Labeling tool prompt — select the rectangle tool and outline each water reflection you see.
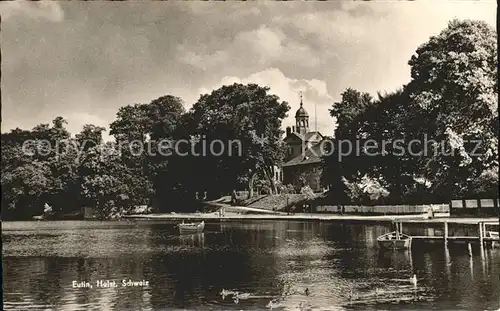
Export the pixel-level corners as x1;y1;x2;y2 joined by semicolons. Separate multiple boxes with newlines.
2;221;500;310
179;233;205;247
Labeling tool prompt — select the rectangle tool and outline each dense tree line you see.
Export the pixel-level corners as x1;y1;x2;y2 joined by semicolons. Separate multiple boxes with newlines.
2;20;497;220
322;20;498;204
2;86;290;220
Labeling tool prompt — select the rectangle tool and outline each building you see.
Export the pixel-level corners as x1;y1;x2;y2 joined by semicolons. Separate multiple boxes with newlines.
277;95;328;192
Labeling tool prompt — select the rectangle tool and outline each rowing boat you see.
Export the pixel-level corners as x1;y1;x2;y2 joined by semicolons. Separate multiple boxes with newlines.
377;231;412;250
487;231;499;239
178;221;205;234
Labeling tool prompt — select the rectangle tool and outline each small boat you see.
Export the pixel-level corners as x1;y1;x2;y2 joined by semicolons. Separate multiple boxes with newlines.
487;231;499;247
178;221;205;234
487;231;499;239
377;231;412;250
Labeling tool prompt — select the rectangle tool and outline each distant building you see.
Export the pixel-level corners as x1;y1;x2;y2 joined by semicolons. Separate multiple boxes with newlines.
274;95;328;192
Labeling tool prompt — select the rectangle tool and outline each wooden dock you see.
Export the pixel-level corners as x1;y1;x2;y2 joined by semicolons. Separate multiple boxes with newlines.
393;218;499;246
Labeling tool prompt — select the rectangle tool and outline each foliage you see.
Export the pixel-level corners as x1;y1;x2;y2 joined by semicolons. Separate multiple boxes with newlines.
185;83;290;199
255;178;272;195
1;85;291;218
285;184;296;194
406;19;498;200
278;183;296;194
322;19;498;204
470;166;499;198
2;20;497;218
109;95;185;212
300;185;315;199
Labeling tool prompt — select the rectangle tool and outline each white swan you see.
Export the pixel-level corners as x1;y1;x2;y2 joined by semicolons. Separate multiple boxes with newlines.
410;274;417;288
267;299;280;309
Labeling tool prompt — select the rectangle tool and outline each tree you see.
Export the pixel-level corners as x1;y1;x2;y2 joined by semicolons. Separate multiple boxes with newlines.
1;117;81;218
349;88;425;204
469;166;498;198
329;88;373;137
109;95;186;211
407;19;498;200
322;19;498;204
322;88;375;203
186;83;290;199
79;143;132;219
1;160;52;219
75;124;106;151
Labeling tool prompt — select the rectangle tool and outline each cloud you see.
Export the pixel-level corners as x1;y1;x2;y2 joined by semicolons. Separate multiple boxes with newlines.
176;25;321;71
1;1;495;142
269;1;497;95
64;112;112;141
176;46;229;71
198;68;336;136
0;1;64;22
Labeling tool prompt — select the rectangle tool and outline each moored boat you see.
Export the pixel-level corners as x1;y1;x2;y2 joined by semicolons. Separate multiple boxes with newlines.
377;231;412;250
487;231;499;247
178;221;205;234
487;231;499;239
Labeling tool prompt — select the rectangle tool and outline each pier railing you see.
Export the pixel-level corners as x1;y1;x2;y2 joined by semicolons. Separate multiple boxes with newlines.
392;218;500;247
315;204;448;215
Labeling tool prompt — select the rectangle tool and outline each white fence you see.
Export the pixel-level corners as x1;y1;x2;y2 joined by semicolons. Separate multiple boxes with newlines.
315;204;449;214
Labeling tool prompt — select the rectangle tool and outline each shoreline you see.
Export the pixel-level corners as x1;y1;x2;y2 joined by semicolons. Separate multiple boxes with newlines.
122;212;454;223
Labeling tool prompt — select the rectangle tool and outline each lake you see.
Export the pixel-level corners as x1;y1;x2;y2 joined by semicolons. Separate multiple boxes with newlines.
2;220;500;310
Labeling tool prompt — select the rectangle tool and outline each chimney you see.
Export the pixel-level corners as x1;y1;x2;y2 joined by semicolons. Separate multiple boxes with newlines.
286;126;291;136
292;126;295;133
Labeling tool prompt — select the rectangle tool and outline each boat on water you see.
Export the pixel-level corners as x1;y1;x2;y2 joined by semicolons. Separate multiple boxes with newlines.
487;231;499;247
377;231;412;250
487;231;499;239
178;221;205;234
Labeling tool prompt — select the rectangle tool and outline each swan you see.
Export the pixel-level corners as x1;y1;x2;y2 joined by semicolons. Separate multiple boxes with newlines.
410;274;417;287
220;289;235;300
267;299;280;309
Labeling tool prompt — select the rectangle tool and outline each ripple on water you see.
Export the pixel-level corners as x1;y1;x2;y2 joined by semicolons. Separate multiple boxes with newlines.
2;221;500;310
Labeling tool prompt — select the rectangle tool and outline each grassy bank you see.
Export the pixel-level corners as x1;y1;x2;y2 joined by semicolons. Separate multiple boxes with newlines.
206;193;320;212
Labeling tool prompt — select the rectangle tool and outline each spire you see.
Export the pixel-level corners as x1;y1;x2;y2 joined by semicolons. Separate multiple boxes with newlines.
295;91;309;134
315;97;317;132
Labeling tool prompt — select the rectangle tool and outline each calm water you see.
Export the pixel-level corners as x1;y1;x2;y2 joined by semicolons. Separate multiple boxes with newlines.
2;220;500;310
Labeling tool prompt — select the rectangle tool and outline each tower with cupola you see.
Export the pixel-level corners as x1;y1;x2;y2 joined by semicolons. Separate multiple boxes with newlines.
295;92;309;135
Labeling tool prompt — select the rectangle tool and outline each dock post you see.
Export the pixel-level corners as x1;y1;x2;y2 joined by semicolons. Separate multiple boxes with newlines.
444;221;448;246
482;222;487;247
478;221;484;246
468;243;472;257
444;245;451;281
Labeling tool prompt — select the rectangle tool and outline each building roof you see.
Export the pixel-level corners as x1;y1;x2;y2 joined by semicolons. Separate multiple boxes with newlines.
295;104;309;118
284;131;323;143
282;141;325;167
284;131;303;142
304;131;323;141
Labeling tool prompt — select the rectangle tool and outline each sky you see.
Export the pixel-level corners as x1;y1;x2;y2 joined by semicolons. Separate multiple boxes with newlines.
0;1;496;141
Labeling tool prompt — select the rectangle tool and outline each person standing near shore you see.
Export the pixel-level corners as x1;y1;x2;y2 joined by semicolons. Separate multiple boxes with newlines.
231;190;237;206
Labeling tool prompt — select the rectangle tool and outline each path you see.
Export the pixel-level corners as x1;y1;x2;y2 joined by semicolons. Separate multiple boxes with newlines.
123;211;452;222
